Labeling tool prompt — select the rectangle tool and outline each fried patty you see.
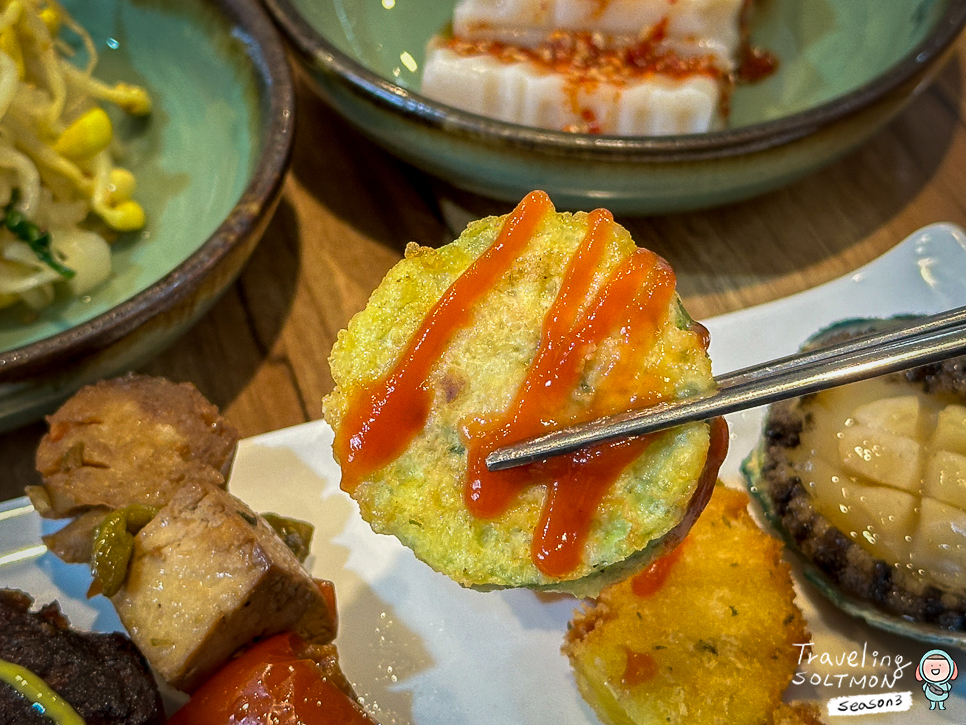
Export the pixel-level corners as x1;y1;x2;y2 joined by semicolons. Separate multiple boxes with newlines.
0;588;165;725
746;318;966;629
562;485;809;725
31;373;238;520
324;196;717;595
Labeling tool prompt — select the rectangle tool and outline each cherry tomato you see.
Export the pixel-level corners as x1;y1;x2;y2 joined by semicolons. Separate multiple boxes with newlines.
169;633;375;725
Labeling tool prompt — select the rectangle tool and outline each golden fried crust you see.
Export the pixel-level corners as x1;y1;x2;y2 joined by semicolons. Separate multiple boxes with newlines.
323;208;716;594
772;702;825;725
31;373;238;518
563;485;810;725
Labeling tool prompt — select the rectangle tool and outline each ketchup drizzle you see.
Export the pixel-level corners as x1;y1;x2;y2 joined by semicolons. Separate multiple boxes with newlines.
335;190;552;492
336;191;718;577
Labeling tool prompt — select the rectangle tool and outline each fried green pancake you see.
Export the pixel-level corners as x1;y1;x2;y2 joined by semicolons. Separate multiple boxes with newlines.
323;194;719;596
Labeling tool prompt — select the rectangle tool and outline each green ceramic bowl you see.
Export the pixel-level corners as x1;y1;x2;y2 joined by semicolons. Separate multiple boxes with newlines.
0;0;294;430
265;0;966;213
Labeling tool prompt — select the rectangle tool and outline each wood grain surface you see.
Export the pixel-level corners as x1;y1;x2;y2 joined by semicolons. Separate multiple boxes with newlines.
3;38;966;502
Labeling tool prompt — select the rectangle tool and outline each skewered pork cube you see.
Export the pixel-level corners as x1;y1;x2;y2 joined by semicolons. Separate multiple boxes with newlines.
111;480;337;693
30;374;238;519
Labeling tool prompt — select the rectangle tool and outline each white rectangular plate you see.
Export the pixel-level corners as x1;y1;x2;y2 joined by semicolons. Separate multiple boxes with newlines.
4;223;966;723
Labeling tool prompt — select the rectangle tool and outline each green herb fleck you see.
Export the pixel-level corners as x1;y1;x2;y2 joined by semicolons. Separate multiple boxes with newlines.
4;189;75;278
238;510;258;527
697;640;718;655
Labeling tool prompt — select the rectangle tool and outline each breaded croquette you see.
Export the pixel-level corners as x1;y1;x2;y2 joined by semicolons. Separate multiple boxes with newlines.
563;484;809;725
30;373;238;519
323;191;722;596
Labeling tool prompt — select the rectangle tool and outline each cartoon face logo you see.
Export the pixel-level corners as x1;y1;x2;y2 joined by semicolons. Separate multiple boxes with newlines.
917;649;958;710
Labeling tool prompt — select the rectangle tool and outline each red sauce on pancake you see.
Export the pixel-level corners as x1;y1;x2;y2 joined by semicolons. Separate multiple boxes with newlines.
462;211;683;576
336;190;721;577
335;190;552;492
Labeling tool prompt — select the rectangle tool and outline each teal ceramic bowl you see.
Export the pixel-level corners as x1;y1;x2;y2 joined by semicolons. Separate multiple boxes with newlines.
265;0;966;213
0;0;294;430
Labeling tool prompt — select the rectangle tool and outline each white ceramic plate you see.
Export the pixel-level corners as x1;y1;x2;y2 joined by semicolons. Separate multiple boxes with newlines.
4;222;966;723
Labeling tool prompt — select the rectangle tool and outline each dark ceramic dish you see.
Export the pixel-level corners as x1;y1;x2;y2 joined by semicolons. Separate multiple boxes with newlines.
0;0;294;430
264;0;966;213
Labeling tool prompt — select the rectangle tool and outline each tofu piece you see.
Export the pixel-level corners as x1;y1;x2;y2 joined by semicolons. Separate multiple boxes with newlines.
453;0;745;71
422;46;721;134
112;481;337;693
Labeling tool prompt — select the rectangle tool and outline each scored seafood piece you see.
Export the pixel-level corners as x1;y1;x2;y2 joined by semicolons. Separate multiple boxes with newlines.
745;317;966;631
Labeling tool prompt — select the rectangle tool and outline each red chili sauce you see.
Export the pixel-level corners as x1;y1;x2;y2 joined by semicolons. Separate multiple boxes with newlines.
441;10;777;133
335;190;722;577
443;20;724;87
335;190;552;493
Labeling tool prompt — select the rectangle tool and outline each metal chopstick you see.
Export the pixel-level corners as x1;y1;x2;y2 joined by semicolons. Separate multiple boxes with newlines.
485;305;966;471
715;305;966;388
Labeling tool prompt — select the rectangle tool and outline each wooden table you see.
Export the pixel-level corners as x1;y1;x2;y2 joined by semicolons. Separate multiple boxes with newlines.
3;40;966;502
